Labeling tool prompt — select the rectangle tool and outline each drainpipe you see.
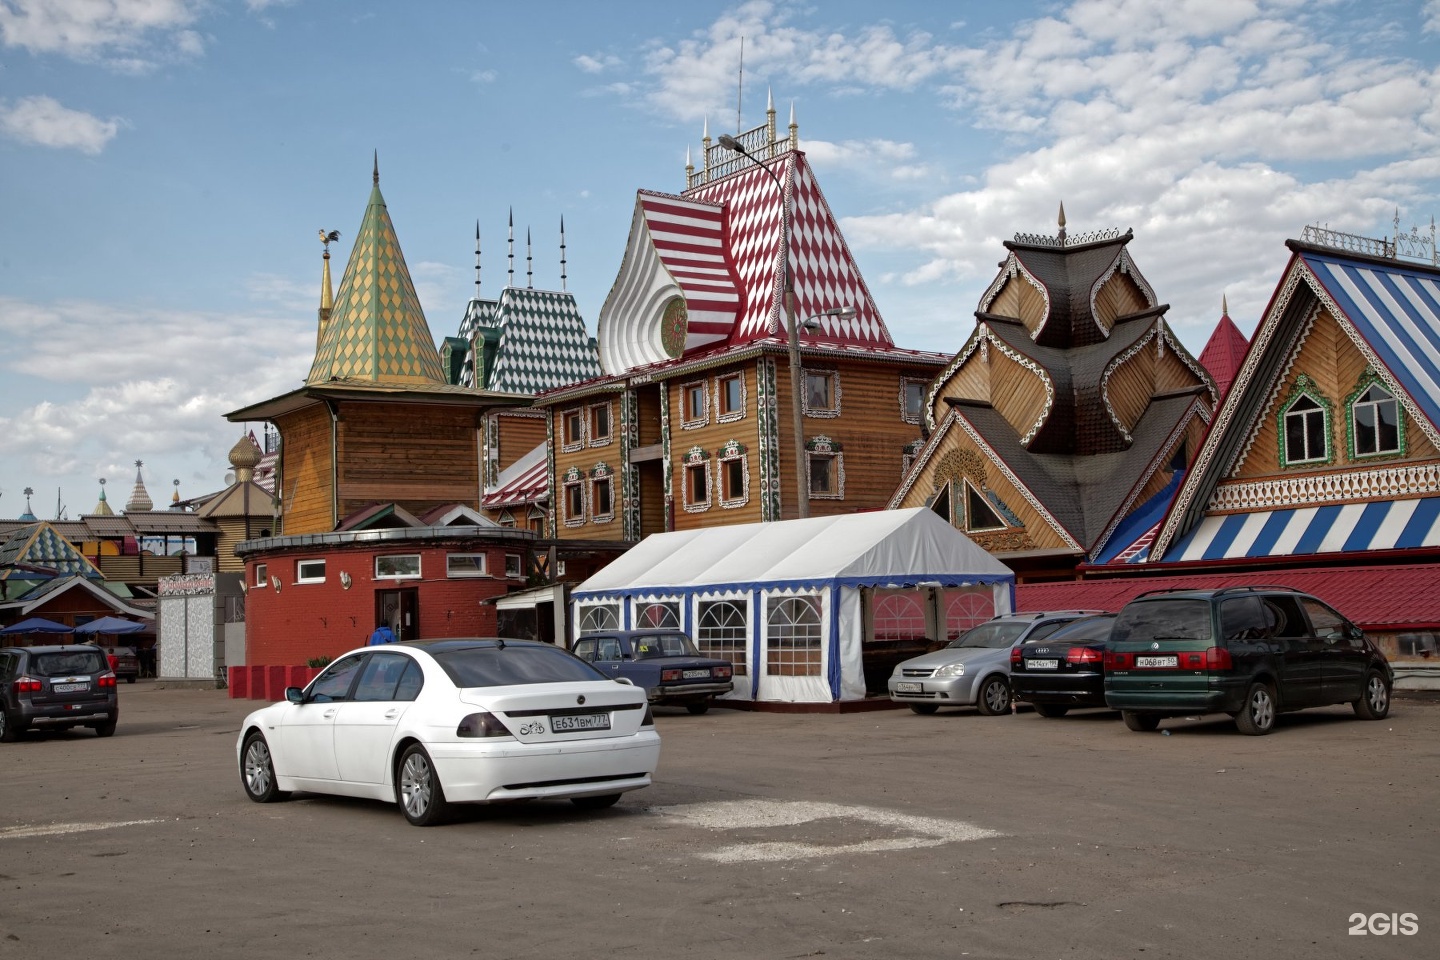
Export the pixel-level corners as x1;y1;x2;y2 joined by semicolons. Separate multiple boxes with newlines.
325;399;340;528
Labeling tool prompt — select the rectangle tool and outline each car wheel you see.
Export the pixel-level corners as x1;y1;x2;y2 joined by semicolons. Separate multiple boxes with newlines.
0;710;22;743
975;676;1011;716
1234;681;1277;735
93;715;118;738
1352;670;1391;720
240;731;290;803
908;704;939;715
686;701;710;715
1033;703;1070;718
571;793;622;811
398;743;451;826
1122;711;1160;732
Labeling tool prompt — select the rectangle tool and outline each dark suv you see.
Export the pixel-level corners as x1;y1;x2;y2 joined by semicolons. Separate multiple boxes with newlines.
1104;586;1392;735
0;645;119;741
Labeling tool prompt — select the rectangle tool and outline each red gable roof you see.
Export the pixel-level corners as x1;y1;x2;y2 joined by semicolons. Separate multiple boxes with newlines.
1017;564;1440;630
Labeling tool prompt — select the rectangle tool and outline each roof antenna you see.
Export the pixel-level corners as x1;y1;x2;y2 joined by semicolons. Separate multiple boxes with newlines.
526;226;533;289
560;216;568;291
507;207;515;288
474;220;482;299
736;35;744;132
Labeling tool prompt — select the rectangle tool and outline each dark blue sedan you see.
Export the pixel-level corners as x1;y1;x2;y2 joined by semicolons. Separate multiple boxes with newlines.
571;630;734;714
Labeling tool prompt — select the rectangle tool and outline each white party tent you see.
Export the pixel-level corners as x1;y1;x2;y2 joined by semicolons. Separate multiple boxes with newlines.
570;508;1015;704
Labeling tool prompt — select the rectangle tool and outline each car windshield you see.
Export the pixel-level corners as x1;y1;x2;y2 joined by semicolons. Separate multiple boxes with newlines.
632;635;701;659
1110;599;1212;643
432;644;607;687
30;651;107;677
948;622;1028;649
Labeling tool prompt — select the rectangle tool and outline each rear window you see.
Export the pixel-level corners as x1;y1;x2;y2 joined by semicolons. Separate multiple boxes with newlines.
433;644;607;687
632;634;700;659
1111;599;1213;643
30;651;108;677
1037;617;1116;643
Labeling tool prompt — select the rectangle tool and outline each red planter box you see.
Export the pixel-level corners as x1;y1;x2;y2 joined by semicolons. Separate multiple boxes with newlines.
228;667;249;699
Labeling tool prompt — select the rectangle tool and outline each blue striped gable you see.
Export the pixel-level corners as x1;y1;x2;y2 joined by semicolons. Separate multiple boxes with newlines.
1303;252;1440;432
1167;496;1440;562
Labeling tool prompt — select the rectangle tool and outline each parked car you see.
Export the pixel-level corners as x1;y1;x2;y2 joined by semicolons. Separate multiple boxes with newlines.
237;638;660;825
1010;613;1118;716
888;611;1103;715
92;645;140;683
570;630;734;714
0;644;119;741
1104;586;1393;735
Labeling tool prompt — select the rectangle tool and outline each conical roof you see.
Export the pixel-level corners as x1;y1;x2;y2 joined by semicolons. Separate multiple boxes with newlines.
125;462;153;513
1197;301;1248;400
306;163;447;385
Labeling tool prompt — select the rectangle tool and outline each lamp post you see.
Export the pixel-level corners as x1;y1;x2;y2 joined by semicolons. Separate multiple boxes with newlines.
719;134;852;520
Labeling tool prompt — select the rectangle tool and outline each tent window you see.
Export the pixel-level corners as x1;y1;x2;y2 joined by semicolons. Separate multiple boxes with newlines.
965;482;1007;532
697;600;748;676
636;601;679;629
766;595;822;677
872;592;926;643
577;604;620;634
944;586;996;640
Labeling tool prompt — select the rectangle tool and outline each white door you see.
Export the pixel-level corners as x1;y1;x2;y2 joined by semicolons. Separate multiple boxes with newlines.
274;653;365;781
333;653;420;783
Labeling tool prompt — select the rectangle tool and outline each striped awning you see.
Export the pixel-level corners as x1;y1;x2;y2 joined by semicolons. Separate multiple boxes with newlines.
1166;497;1440;562
482;447;548;508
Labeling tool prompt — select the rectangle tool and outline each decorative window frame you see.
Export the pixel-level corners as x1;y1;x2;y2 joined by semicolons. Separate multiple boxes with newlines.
805;436;846;500
682;445;712;513
717;439;750;509
589;462;616;523
1345;370;1405;461
899;377;928;425
716;372;747;422
802;368;841;418
1278;374;1334;468
587;400;614;447
496;510;516;528
295;559;326;584
961;479;1009;533
526;504;547;534
446;553;488;578
576;602;621;635
375;554;421;580
901;438;925;478
562;466;586;527
680;379;709;429
561;408;585;452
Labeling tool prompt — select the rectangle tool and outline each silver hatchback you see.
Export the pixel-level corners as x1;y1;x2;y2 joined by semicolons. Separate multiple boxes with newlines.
888;612;1101;715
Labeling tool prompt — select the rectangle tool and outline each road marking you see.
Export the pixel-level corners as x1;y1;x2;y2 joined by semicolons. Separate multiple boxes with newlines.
649;799;1002;863
0;819;165;841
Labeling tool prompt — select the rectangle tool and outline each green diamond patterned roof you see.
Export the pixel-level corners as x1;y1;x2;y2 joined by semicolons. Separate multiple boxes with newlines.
0;522;105;581
307;182;447;385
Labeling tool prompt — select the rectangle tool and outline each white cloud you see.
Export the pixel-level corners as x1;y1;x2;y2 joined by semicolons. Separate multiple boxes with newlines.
1427;0;1440;31
0;0;207;69
575;52;622;74
803;137;938;184
0;95;121;153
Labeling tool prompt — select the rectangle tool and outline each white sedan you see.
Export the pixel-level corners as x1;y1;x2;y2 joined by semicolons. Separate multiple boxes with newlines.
236;639;661;826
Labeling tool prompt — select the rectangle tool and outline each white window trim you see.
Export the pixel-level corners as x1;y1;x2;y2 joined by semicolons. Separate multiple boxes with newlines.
716;372;747;423
588;400;614;447
802;368;841;419
561;409;586;452
718;451;750;508
900;377;928;424
563;474;586;528
295;559;326;584
375;554;422;580
504;554;523;579
254;563;268;588
590;474;616;523
1283;395;1328;465
446;553;489;578
683;457;713;513
806;451;846;500
680;379;710;429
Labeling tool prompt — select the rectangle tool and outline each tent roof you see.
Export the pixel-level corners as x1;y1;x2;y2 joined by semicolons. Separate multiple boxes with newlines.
574;508;1014;596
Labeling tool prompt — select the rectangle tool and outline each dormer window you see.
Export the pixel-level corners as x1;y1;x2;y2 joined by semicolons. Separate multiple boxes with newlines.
1350;383;1401;457
1283;394;1328;465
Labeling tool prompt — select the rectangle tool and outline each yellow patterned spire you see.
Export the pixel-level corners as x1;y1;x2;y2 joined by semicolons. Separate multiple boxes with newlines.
317;229;339;350
306;159;447;385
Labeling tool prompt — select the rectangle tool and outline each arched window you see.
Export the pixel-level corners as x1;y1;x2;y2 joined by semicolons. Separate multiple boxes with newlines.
766;595;822;677
577;604;619;634
873;592;927;642
697;599;748;676
1283;394;1328;465
636;601;679;629
945;587;996;639
1351;383;1401;457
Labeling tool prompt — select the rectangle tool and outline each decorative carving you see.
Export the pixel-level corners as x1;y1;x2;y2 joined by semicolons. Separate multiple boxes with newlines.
1209;462;1440;512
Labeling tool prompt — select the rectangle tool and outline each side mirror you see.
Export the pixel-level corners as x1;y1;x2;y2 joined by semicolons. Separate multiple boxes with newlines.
284;686;306;704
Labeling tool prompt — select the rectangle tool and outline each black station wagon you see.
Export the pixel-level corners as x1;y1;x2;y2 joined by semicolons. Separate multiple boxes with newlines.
1104;586;1392;735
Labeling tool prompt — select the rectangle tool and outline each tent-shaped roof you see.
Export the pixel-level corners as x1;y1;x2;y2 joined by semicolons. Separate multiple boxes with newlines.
1197;305;1248;400
458;286;601;394
0;522;106;583
574;508;1013;598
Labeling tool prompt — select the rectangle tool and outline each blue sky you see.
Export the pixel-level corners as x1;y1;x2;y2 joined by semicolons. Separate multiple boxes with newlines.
2;0;1438;520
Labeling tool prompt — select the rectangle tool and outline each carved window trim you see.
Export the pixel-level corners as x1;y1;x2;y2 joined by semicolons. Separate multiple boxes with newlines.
717;441;750;508
561;408;585;452
1278;375;1333;468
589;463;616;524
1346;372;1405;461
899;377;928;424
587;401;614;447
682;447;712;512
802;369;841;418
562;467;586;527
806;437;845;500
716;372;747;423
680;380;709;429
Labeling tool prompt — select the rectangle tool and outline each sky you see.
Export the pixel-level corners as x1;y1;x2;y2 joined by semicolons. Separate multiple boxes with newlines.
1;0;1438;521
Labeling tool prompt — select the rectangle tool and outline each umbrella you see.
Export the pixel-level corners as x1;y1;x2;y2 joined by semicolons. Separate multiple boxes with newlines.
0;617;74;635
73;616;149;636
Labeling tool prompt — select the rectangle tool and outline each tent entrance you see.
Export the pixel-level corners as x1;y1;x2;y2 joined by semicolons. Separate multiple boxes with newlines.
861;586;999;696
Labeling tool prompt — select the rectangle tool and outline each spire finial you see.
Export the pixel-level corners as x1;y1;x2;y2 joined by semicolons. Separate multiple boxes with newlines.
526;226;533;289
789;99;798;149
474;220;482;298
1222;293;1229;318
372;150;379;186
560;216;568;292
507;207;515;288
1057;202;1067;242
317;229;339;348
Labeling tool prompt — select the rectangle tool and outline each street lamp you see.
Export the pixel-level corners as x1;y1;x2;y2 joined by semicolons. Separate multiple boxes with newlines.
719;133;840;519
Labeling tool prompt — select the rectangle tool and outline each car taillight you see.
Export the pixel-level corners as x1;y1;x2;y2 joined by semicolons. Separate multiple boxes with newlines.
1067;647;1104;665
97;672;117;689
14;676;43;694
714;665;732;680
1104;650;1134;670
1204;646;1232;670
1010;647;1023;666
456;712;512;738
661;669;682;682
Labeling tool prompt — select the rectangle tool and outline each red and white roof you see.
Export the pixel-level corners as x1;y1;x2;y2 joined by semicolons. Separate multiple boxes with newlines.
482;442;548;509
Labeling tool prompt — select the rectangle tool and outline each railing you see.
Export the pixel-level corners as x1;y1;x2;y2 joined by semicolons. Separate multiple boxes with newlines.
1301;219;1438;266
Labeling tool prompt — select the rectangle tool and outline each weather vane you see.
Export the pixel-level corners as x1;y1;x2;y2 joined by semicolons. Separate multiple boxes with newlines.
319;229;341;257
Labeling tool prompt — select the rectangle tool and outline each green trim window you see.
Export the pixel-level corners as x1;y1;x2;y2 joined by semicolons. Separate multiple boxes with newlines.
1279;376;1332;467
1349;382;1402;458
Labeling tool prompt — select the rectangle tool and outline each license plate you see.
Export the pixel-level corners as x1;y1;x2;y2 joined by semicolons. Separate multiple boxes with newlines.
1136;656;1178;668
551;713;611;732
895;682;921;693
53;682;87;693
1027;659;1059;670
682;669;711;679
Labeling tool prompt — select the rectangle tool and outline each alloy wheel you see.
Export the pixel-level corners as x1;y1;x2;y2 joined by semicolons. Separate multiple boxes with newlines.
244;739;273;797
401;751;433;819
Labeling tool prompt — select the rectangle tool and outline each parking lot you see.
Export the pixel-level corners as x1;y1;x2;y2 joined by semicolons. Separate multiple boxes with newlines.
1;684;1435;960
